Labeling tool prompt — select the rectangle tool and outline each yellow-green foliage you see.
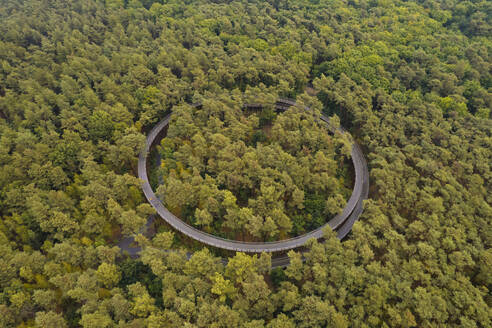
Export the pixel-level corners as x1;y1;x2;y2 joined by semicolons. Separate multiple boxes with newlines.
0;0;489;327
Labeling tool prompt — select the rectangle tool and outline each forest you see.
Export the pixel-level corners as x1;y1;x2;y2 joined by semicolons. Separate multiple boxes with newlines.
0;0;490;327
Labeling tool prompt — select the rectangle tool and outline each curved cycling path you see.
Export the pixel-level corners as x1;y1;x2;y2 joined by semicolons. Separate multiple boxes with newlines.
137;98;369;255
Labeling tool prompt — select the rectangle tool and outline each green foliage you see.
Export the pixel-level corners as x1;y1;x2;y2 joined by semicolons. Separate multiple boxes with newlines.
0;0;490;327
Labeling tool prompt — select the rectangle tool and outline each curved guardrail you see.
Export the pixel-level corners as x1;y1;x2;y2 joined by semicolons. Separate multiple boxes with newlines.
138;99;369;253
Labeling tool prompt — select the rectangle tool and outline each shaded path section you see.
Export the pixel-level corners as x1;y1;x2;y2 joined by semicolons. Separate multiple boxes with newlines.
118;216;155;258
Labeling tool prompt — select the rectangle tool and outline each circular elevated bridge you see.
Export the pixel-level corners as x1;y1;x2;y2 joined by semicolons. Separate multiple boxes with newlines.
138;98;369;257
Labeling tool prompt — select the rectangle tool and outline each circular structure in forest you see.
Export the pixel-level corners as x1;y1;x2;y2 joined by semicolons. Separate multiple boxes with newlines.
138;99;369;253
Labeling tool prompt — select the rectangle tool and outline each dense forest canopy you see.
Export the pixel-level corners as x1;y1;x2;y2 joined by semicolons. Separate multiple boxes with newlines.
0;0;490;327
156;97;352;240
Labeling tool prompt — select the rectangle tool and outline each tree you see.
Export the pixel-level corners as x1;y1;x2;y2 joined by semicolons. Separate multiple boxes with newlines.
285;251;303;281
211;272;236;302
267;314;296;328
129;283;157;318
195;208;213;227
225;253;257;284
35;311;68;328
88;110;114;142
79;312;113;328
152;231;174;249
40;211;79;240
118;209;147;236
96;263;121;288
